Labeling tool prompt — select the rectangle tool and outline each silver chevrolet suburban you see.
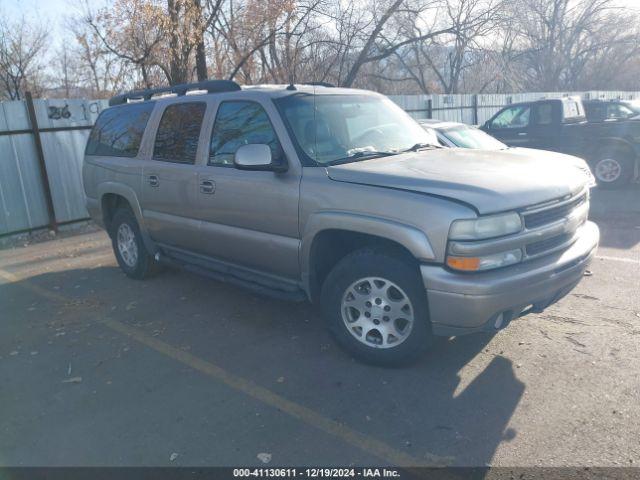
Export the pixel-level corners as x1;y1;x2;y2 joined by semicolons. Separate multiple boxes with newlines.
83;80;599;365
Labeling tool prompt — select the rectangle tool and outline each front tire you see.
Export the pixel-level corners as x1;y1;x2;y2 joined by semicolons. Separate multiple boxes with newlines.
109;208;159;279
321;249;433;366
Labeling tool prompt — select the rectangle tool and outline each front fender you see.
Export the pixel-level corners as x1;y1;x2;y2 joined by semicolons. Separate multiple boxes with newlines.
300;211;436;293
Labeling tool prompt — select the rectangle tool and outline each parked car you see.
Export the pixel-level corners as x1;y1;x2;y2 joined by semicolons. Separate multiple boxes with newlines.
480;96;640;188
83;81;599;366
418;119;509;149
583;99;640;123
419;119;596;187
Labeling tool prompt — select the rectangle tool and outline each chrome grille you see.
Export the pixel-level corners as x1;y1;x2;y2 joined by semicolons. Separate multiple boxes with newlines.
523;193;587;229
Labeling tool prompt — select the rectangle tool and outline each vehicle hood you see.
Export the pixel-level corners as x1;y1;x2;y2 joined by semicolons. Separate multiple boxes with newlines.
326;148;588;214
506;148;596;187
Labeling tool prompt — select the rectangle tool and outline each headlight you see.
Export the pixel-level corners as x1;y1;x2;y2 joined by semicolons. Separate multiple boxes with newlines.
449;212;522;240
447;249;523;272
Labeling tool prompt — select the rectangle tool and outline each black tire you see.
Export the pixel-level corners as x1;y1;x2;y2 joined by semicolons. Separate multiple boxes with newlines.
320;248;433;366
592;147;633;189
109;208;159;279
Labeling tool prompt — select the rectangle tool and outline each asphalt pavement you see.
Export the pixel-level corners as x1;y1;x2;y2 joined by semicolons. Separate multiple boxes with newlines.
1;188;639;468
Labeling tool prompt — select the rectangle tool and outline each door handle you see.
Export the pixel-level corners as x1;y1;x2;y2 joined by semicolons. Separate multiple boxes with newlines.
517;132;527;136
200;180;216;194
148;175;159;187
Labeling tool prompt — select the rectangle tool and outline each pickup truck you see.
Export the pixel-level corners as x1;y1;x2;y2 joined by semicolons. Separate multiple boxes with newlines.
481;97;640;188
583;99;640;123
83;81;599;366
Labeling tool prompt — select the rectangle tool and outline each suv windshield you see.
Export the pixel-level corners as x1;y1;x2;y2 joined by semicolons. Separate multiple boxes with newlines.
275;93;436;165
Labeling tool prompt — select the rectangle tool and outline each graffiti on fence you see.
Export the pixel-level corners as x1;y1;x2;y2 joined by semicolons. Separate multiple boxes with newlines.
48;104;71;120
81;101;103;121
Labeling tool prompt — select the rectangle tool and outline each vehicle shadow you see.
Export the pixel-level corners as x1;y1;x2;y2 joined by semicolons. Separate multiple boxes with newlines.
590;186;640;249
0;265;525;468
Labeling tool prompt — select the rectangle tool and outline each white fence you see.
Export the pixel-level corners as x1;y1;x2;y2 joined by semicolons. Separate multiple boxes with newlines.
1;90;639;236
0;97;108;236
389;90;640;125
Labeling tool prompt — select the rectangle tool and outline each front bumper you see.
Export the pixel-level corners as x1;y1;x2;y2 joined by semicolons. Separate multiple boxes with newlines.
422;221;599;336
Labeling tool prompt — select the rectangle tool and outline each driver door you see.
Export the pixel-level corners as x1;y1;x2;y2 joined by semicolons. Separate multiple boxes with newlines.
191;99;302;280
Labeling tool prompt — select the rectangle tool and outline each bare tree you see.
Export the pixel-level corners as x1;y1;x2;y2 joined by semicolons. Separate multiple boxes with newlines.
0;16;48;100
504;0;636;91
38;0;640;96
83;0;166;87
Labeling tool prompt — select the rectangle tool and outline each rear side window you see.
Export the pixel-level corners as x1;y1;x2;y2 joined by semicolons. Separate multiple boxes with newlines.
86;102;154;157
153;102;207;164
533;103;554;125
209;101;283;166
562;100;583;119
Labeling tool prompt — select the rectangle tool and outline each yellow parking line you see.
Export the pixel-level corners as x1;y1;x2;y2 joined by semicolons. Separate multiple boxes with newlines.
0;266;450;467
0;269;68;303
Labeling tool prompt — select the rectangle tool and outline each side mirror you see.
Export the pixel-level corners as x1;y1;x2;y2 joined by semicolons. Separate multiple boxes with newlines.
233;144;287;172
482;121;491;130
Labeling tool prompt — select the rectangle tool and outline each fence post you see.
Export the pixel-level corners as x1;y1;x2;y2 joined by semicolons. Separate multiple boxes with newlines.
427;98;433;119
472;94;479;125
25;91;57;232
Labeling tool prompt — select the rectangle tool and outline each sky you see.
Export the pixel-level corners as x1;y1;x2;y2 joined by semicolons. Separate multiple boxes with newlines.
0;0;100;48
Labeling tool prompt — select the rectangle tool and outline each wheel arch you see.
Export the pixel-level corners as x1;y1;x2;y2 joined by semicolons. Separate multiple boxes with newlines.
301;212;435;302
97;183;156;253
591;137;637;160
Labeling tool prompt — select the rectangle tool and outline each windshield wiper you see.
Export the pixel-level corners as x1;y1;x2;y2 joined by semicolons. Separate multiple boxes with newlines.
327;150;397;165
401;142;442;152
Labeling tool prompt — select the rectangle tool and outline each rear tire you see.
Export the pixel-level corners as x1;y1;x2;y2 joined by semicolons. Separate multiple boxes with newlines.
320;248;433;366
109;208;159;279
592;148;633;188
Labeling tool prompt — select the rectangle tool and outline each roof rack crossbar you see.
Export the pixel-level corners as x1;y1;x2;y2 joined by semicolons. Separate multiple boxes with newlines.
109;79;241;106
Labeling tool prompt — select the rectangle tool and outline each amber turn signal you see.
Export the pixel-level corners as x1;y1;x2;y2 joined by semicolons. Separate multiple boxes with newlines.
446;256;481;271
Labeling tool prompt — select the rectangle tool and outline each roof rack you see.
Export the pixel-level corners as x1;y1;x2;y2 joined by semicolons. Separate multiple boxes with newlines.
109;79;241;106
304;82;335;88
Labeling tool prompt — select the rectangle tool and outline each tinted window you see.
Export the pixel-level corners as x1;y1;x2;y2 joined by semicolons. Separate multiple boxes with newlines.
490;106;530;129
153;102;206;164
585;103;606;121
533;103;554;125
209;101;282;166
86;102;154;157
